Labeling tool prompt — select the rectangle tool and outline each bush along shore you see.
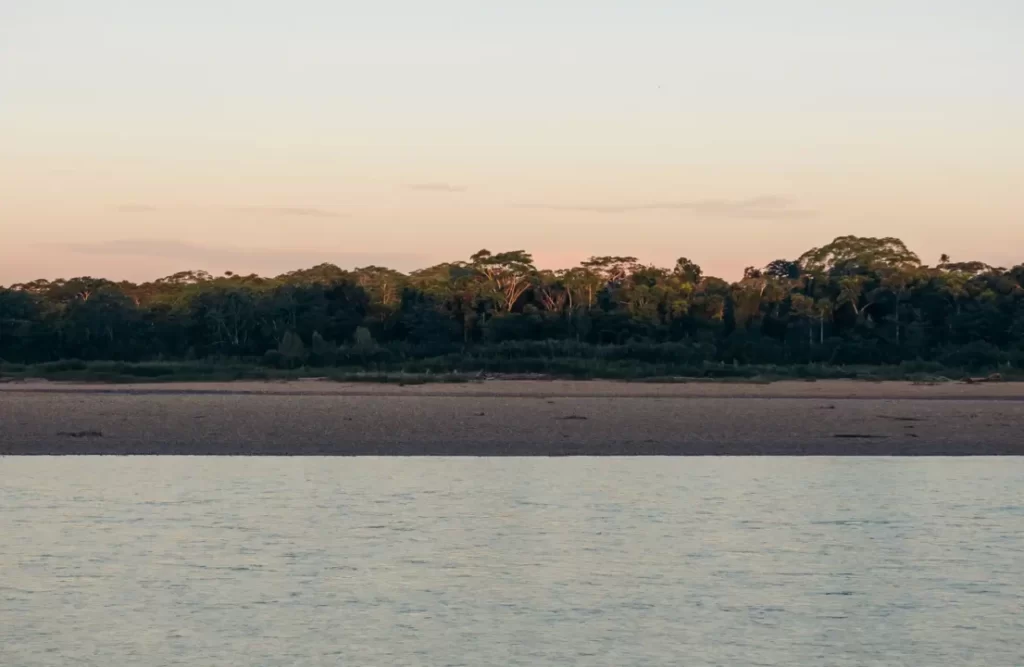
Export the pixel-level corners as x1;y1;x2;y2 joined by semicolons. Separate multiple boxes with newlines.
2;236;1023;381
0;353;1018;385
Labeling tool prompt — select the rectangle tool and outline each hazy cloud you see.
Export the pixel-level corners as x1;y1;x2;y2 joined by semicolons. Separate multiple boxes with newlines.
529;196;814;220
55;239;428;273
405;183;468;193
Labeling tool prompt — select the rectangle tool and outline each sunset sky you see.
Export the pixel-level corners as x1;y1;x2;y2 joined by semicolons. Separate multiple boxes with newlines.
2;1;1022;284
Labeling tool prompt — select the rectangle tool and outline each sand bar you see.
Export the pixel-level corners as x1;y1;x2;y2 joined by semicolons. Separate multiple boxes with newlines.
2;380;1023;455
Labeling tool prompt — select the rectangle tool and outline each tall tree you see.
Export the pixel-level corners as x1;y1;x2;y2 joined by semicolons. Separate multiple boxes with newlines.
470;250;536;313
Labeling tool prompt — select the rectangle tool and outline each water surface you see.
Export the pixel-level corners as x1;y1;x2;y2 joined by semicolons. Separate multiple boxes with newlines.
2;457;1022;666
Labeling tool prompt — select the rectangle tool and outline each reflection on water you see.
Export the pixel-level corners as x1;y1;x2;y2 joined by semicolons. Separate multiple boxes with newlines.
2;457;1022;666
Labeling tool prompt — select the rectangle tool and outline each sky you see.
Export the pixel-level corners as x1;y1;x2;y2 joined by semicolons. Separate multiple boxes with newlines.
2;0;1022;284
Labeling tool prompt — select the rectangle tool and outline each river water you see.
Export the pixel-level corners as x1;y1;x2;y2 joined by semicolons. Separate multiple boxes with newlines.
1;457;1022;666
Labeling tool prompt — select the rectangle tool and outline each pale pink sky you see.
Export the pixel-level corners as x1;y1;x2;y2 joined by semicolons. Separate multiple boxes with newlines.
2;1;1023;284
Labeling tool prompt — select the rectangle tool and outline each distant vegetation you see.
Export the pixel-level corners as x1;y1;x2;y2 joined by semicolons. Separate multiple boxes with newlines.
2;236;1023;380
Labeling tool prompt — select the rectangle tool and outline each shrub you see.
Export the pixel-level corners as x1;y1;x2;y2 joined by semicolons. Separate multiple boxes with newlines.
277;331;307;368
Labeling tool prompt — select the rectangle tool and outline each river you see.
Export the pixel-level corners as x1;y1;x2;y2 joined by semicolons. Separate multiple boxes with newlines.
2;457;1022;665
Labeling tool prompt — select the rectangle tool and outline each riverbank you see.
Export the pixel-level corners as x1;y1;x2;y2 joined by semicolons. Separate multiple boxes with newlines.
3;358;1021;385
2;380;1023;455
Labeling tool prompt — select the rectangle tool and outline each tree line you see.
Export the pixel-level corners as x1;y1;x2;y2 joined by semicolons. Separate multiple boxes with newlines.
2;236;1023;371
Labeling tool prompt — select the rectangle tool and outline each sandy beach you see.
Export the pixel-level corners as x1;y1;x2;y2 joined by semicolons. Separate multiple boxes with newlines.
2;380;1023;455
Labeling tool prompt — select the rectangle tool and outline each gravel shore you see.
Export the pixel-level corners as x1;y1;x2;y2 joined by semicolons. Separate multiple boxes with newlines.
2;380;1023;455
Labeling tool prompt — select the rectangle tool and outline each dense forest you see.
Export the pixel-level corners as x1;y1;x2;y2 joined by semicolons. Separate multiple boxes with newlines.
2;236;1023;377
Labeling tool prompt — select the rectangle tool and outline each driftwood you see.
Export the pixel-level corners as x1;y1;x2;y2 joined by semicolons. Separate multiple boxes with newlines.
962;373;1004;384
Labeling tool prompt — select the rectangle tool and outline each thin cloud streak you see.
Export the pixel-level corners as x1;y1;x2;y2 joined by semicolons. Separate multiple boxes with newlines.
115;204;160;213
113;205;347;218
528;196;815;220
232;206;348;218
405;183;468;193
